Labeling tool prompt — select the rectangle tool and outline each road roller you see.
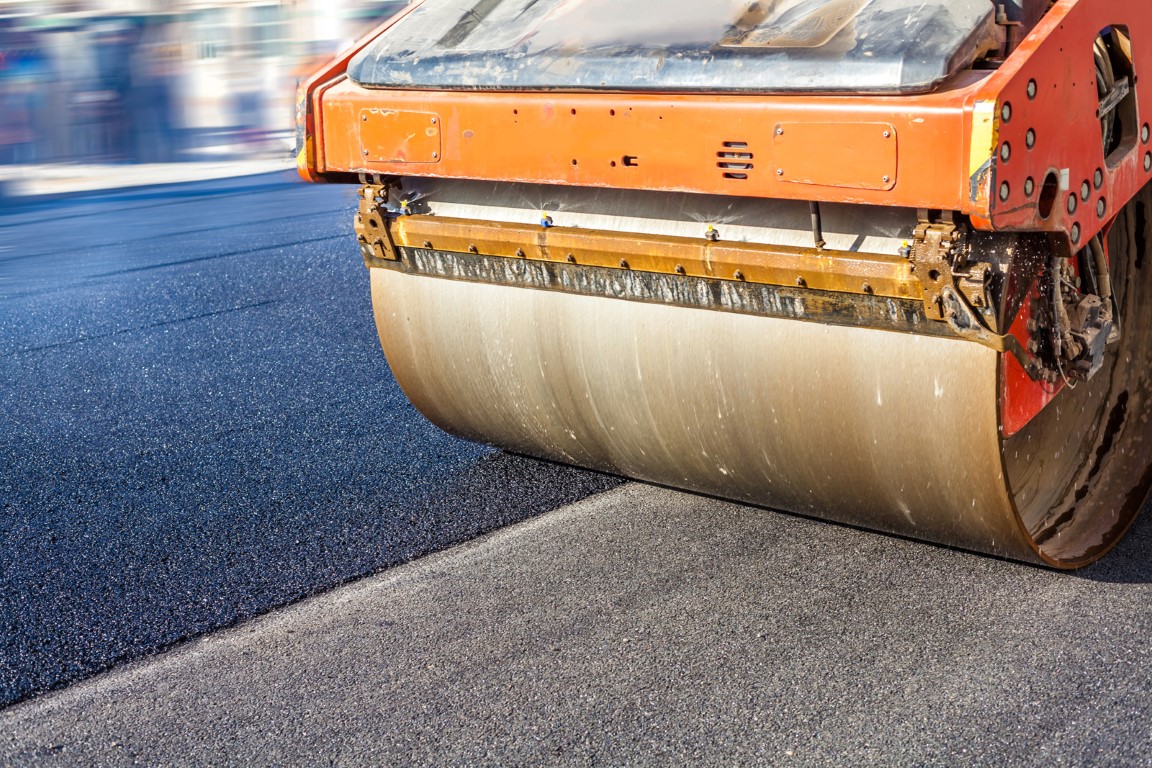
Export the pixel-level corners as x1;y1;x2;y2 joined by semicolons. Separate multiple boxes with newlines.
297;0;1152;568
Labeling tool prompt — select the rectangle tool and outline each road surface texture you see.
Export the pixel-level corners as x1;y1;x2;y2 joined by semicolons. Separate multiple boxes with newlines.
0;173;620;708
4;174;1152;765
5;485;1152;766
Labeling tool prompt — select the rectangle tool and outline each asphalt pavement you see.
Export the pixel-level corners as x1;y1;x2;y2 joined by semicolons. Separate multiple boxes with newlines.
5;484;1152;766
4;172;1152;766
0;172;620;708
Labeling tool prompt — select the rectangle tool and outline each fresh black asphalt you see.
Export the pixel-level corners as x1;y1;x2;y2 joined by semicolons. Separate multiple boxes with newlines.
5;174;1152;766
0;173;621;707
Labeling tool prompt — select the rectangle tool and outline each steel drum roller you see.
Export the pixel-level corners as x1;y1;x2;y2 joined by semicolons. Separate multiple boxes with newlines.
296;0;1152;567
370;186;1152;568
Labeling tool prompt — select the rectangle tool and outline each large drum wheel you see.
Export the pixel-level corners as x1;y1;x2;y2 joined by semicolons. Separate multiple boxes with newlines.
1003;182;1152;567
368;185;1152;568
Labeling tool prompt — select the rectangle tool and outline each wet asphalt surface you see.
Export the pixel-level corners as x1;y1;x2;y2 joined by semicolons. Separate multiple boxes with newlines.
0;173;621;708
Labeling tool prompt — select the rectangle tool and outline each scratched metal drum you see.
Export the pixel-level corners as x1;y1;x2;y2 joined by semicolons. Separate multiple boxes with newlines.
367;189;1152;568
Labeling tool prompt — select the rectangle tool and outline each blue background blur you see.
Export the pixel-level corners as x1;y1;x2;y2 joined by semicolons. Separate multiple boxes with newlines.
0;0;407;165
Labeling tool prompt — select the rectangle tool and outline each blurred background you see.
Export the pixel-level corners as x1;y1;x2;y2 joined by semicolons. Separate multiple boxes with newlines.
0;0;408;166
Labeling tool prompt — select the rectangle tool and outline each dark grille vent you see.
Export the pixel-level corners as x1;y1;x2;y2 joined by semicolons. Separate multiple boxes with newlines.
718;141;753;180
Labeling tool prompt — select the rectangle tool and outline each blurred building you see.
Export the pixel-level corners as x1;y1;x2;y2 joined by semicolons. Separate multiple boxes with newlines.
0;0;408;163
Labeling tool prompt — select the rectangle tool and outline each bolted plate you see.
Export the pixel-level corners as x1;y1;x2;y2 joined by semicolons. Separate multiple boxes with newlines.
359;109;442;164
773;121;897;191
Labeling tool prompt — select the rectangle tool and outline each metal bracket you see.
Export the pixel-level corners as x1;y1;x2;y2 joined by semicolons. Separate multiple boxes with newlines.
994;4;1023;57
1097;76;1131;121
941;285;1039;376
911;216;994;320
911;218;967;321
355;184;399;266
911;215;1041;374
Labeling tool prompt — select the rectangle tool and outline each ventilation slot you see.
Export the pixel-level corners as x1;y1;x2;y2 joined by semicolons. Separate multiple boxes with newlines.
718;141;753;180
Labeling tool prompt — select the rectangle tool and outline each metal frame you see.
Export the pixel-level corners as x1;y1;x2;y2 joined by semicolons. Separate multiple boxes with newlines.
298;0;1151;437
301;0;1152;249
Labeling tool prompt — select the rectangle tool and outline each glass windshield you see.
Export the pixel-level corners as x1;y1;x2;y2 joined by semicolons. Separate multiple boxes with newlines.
349;0;1000;94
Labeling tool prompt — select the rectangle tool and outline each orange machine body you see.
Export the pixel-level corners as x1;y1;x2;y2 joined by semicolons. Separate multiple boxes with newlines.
298;0;1152;437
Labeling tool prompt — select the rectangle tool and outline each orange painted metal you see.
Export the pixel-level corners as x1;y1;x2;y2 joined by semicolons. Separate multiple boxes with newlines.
297;0;1152;437
772;122;898;191
359;109;442;164
303;0;1151;246
294;2;421;181
984;0;1152;437
977;0;1152;248
1000;291;1061;437
315;77;980;212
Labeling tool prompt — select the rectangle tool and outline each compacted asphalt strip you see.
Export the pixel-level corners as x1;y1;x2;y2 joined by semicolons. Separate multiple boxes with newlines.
4;172;1152;765
4;483;1152;766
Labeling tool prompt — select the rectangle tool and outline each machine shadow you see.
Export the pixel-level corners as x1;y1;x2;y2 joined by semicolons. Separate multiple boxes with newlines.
633;475;1152;584
1074;498;1152;584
